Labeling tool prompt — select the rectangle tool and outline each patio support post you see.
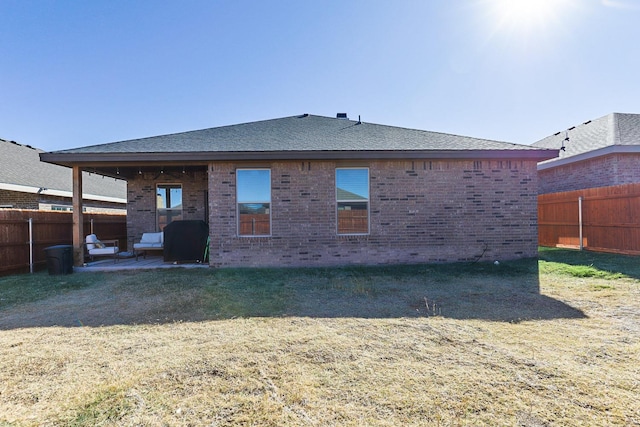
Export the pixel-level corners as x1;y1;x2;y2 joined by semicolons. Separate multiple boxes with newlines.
72;166;85;266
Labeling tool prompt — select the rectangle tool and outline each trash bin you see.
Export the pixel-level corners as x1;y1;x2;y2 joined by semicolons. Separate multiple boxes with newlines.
44;245;73;275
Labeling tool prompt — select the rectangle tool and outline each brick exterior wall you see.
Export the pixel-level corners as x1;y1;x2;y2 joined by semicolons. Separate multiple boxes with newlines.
126;171;208;251
0;190;124;213
538;153;640;194
0;190;39;209
207;159;539;267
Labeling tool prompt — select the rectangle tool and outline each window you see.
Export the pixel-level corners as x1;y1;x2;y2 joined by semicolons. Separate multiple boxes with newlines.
336;168;369;234
237;169;271;236
157;184;182;230
48;205;86;212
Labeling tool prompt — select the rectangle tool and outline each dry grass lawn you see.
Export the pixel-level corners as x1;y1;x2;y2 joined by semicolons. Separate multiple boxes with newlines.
0;249;638;426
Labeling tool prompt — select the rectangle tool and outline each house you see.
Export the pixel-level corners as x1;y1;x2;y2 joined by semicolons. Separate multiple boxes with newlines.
533;113;640;255
532;113;640;194
40;113;557;268
0;137;126;212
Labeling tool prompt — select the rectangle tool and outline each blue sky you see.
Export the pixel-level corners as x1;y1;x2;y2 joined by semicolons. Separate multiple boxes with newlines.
1;0;639;151
237;169;270;202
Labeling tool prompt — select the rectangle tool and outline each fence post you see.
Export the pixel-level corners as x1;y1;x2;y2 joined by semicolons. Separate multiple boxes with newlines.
28;217;34;273
578;196;583;251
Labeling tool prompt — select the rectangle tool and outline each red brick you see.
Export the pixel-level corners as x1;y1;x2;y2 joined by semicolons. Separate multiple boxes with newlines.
539;153;640;194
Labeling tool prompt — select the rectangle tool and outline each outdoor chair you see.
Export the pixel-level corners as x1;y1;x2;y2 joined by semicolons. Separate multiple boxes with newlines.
85;234;119;263
133;232;164;260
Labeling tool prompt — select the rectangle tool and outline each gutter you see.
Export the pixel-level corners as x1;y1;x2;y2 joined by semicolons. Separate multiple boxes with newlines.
41;148;559;166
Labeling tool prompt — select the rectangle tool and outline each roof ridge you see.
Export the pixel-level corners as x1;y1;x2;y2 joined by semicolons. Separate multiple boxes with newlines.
612;113;622;145
310;114;524;146
609;112;620;146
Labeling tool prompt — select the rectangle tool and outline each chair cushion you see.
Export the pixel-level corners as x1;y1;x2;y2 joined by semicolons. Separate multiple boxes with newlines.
134;242;163;249
140;232;163;244
89;247;118;255
86;234;98;250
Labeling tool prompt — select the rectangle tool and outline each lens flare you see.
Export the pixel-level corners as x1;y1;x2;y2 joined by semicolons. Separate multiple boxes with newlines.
487;0;572;35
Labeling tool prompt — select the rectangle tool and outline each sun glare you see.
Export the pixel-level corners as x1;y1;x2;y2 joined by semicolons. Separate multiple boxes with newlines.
487;0;572;36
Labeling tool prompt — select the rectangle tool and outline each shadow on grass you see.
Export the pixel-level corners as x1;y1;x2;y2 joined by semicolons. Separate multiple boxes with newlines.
539;247;640;280
0;258;587;329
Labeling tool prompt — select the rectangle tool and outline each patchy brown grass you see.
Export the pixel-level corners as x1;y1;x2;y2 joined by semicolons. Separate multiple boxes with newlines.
0;253;639;426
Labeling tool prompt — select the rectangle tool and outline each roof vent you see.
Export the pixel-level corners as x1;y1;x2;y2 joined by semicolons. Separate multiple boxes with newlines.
336;113;348;119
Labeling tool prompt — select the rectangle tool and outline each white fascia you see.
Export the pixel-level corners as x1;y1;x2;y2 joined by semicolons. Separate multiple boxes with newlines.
537;145;640;171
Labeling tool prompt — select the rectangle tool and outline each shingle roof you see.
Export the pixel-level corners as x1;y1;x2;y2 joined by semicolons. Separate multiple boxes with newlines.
336;188;367;201
47;114;554;158
0;138;126;202
532;113;640;167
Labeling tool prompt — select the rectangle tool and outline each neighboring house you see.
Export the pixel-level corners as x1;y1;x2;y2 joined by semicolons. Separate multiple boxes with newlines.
533;113;640;255
532;113;640;194
40;113;557;267
0;138;127;212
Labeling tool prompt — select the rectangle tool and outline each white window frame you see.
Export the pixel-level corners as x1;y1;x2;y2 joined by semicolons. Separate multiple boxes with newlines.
336;167;370;235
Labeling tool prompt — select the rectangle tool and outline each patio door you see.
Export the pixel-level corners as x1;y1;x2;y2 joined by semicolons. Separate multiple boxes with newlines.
157;184;183;231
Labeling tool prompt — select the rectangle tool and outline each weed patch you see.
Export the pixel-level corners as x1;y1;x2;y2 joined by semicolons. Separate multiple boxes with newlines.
539;247;640;279
64;387;134;426
540;261;626;279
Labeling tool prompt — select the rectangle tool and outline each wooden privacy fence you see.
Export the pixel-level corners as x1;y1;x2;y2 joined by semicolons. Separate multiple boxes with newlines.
338;209;368;234
0;210;126;275
238;211;369;235
239;214;270;236
538;183;640;255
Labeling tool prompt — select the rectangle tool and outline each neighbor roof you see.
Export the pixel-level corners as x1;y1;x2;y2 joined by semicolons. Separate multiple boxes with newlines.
0;138;126;203
533;113;640;170
41;114;557;167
